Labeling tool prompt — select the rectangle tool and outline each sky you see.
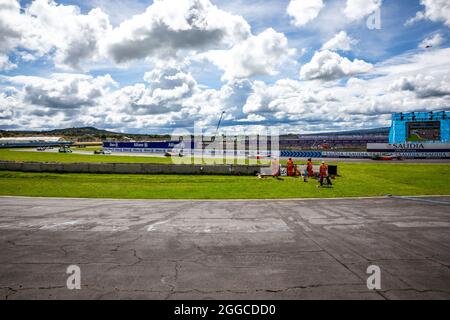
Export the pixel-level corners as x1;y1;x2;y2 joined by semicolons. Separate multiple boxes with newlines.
0;0;449;134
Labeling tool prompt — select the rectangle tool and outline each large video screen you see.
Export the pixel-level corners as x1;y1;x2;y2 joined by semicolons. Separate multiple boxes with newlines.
407;121;441;142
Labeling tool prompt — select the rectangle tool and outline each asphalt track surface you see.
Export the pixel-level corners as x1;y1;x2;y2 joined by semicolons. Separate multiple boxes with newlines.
0;196;449;300
12;148;450;163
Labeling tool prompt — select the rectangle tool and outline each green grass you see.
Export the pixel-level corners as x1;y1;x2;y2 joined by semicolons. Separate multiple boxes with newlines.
0;163;449;199
0;149;269;165
72;146;102;152
0;149;172;164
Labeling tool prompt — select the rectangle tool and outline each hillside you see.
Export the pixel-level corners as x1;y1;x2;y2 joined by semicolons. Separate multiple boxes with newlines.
0;127;170;141
0;126;389;141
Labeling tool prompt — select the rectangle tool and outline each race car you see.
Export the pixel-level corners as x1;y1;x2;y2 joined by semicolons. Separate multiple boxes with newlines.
371;153;403;161
58;146;72;153
94;149;111;155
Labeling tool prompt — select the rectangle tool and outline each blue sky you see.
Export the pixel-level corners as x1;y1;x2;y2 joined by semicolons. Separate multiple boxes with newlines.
1;0;450;133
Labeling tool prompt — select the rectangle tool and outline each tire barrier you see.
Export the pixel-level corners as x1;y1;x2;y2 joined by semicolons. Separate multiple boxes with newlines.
280;151;322;158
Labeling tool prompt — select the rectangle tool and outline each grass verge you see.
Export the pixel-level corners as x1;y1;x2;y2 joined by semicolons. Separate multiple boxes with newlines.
0;163;449;199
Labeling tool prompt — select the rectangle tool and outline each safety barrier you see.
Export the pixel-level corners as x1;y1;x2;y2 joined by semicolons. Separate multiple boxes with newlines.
0;161;265;176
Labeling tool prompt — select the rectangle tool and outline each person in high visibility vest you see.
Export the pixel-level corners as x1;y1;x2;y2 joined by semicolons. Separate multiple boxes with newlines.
307;158;314;177
318;161;332;187
287;158;294;177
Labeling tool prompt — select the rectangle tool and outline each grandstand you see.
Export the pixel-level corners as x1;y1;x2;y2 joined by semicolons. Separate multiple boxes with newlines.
0;136;72;148
280;129;389;150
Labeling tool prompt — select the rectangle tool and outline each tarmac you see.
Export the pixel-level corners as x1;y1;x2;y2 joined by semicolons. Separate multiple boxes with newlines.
0;195;449;300
13;148;450;163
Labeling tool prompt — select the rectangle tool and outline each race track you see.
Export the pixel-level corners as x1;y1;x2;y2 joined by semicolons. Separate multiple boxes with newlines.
1;196;449;299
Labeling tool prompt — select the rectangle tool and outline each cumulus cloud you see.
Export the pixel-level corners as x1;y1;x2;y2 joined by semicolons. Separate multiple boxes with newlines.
106;0;251;63
406;0;450;27
0;0;255;72
0;0;112;70
238;50;450;131
1;0;449;133
300;50;373;81
5;73;117;109
0;0;22;71
321;31;358;52
30;0;112;70
199;28;295;81
287;0;324;27
110;67;197;115
389;74;450;98
0;54;16;71
344;0;382;21
241;78;367;131
3;45;450;133
0;91;17;120
419;33;444;49
0;0;291;82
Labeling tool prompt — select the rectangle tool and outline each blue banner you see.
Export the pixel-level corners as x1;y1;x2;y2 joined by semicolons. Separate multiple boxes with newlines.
280;151;322;158
103;141;194;149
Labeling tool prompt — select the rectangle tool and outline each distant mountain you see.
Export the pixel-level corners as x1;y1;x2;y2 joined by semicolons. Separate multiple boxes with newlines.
0;127;170;141
0;126;115;136
45;127;123;136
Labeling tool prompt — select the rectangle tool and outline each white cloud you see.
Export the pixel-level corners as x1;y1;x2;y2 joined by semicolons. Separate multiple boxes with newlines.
106;0;251;63
405;11;426;26
407;0;450;27
0;0;22;71
6;73;117;109
238;48;450;132
344;0;382;21
109;66;198;116
325;49;450;115
0;0;112;71
419;33;444;49
86;0;150;26
287;0;324;27
1;0;254;71
321;31;358;52
300;50;373;81
3;46;450;133
389;74;450;98
1;1;449;133
0;91;18;120
199;28;295;81
26;0;112;70
0;54;16;71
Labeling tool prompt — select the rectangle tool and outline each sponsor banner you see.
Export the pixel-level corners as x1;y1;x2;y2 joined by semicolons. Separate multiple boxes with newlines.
103;141;194;149
104;147;450;158
367;143;450;152
322;151;368;158
390;152;450;158
103;147;273;157
280;151;322;158
104;148;174;153
324;151;450;159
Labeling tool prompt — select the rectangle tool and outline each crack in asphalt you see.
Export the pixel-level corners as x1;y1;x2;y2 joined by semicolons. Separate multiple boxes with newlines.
379;287;450;296
2;196;450;299
274;204;389;300
164;261;181;300
163;282;366;297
